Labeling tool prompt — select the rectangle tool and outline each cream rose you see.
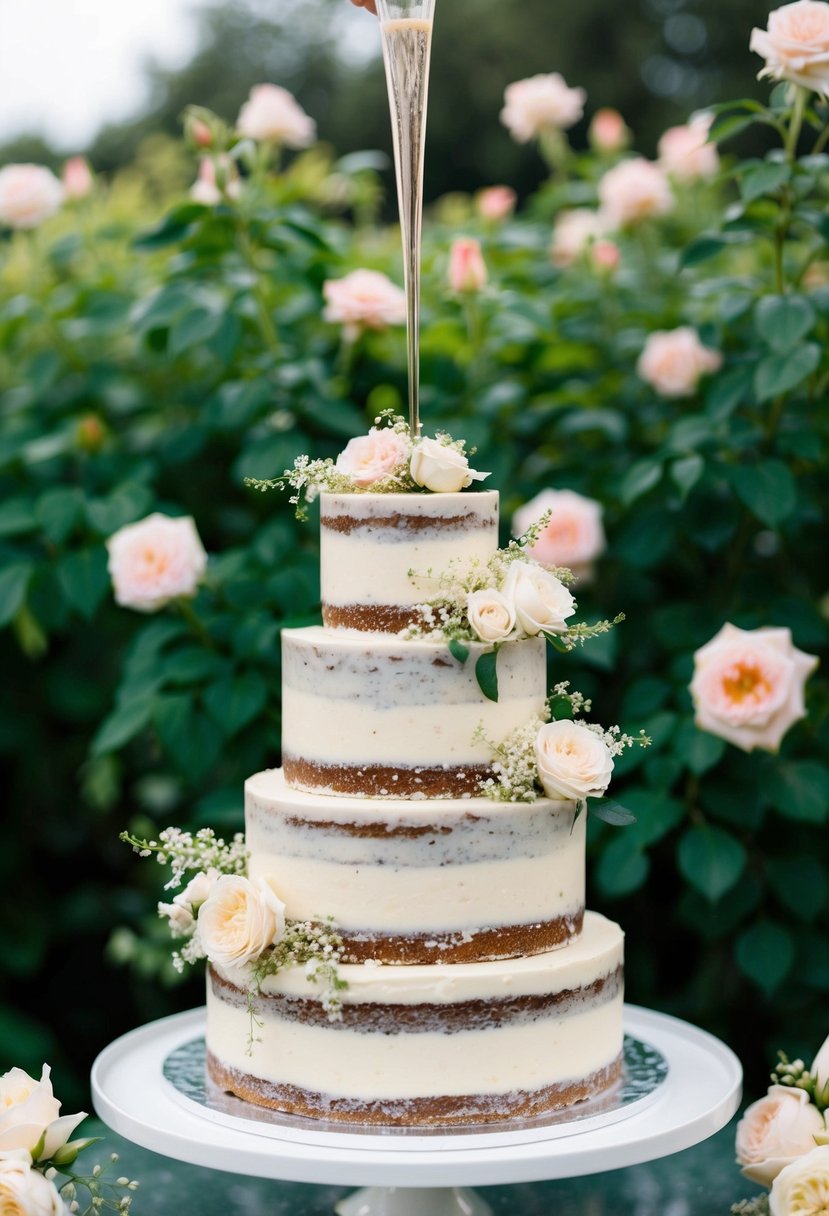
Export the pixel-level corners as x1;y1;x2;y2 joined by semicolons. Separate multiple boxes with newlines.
534;720;614;802
597;158;673;229
751;2;829;97
658;116;720;181
551;209;605;268
476;186;517;222
447;238;487;293
0;1153;68;1216
0;165;64;230
637;327;722;398
410;437;489;494
198;875;286;969
512;489;606;582
691;623;819;753
236;84;316;147
500;73;586;143
335;428;410;487
501;560;576;637
770;1145;829;1213
736;1086;826;1186
0;1067;86;1163
323;269;407;340
106;513;207;613
467;589;516;643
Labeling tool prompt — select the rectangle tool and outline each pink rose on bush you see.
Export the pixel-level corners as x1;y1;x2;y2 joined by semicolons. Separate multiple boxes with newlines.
735;1085;825;1186
190;157;241;205
751;1;829;96
551;209;604;267
106;513;207;613
637;327;722;398
592;239;621;272
589;108;630;153
335;428;410;486
512;489;605;582
691;623;819;753
500;73;586;143
476;186;517;222
61;157;93;200
448;237;487;293
323;269;407;340
597;158;673;229
0;164;64;230
236;84;316;147
658;116;720;181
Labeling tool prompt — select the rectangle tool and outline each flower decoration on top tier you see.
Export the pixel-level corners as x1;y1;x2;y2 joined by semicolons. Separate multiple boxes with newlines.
750;1;829;96
691;623;818;753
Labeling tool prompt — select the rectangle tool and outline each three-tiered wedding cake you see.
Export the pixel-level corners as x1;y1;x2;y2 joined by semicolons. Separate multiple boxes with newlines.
205;488;624;1125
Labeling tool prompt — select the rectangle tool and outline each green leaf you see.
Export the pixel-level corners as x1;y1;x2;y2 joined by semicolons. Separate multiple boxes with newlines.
590;799;636;827
35;487;84;544
710;113;761;144
754;342;821;402
0;496;37;538
544;631;571;654
622;787;684;846
768;856;827;922
56;548;110;620
475;649;499;702
134;204;206;250
92;696;154;756
730;460;797;527
670;455;704;500
596;835;649;898
619;460;662;506
705;364;754;422
169;307;222;358
86;484;154;535
739;161;791;202
736;921;794;994
0;562;33;627
754;294;816;352
153;694;222;780
204;673;268;736
673;721;726;776
679;236;729;268
767;761;829;823
448;638;470;664
677;825;747;901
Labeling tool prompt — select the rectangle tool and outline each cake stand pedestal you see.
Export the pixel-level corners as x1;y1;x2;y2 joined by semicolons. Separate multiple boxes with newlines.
91;1004;741;1216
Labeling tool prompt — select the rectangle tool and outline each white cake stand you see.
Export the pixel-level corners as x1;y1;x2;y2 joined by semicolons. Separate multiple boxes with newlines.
91;1004;741;1216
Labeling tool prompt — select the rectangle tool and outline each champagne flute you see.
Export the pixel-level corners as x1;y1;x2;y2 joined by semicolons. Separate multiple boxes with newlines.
375;0;436;439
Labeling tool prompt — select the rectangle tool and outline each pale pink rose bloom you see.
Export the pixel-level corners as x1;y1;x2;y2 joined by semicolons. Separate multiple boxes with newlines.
61;157;93;200
771;1146;829;1216
751;1;829;96
190;156;241;205
500;73;587;143
592;239;621;272
336;428;410;486
323;269;407;340
0;164;64;229
658;115;720;181
448;237;487;293
589;108;631;153
512;489;605;583
637;327;722;398
476;185;517;222
551;209;604;267
691;623;819;753
237;83;316;147
597;158;673;229
106;513;207;613
736;1086;825;1186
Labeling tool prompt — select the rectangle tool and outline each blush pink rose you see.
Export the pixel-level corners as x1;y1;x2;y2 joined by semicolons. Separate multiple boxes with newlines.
323;269;407;340
512;489;606;582
236;84;316;147
691;623;819;753
597;158;673;229
335;428;410;486
448;237;487;293
637;327;722;398
751;1;829;96
61;157;93;200
106;513;207;613
0;164;64;230
551;209;604;267
500;73;586;143
736;1085;825;1186
589;108;631;153
592;239;621;272
476;186;517;222
658;115;720;181
190;157;241;205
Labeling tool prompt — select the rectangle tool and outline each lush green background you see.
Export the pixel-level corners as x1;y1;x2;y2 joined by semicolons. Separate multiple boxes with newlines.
2;9;829;1113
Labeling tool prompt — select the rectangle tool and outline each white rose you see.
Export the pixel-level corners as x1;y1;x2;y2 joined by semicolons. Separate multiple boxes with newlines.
410;436;489;494
770;1145;829;1214
0;1152;69;1215
735;1086;826;1186
106;513;207;613
177;869;220;912
751;2;829;97
0;165;64;230
0;1067;86;1162
534;720;614;801
467;589;516;643
236;84;316;147
501;560;576;637
198;875;286;969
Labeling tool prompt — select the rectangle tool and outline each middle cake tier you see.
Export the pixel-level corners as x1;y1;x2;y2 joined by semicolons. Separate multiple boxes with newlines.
246;768;585;965
281;628;547;798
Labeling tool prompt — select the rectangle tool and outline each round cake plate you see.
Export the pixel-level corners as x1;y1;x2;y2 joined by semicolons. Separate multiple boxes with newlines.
91;1004;741;1216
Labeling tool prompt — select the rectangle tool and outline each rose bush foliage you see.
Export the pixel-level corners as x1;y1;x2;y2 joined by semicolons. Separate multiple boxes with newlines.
1;49;829;1099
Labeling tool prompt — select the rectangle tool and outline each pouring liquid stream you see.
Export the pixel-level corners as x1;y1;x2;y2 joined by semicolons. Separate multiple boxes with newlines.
378;8;435;438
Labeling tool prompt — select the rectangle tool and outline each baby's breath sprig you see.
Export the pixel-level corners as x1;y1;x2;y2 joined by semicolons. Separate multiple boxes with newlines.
56;1153;139;1215
581;721;652;758
119;827;247;890
730;1198;770;1216
246;921;347;1052
553;613;627;654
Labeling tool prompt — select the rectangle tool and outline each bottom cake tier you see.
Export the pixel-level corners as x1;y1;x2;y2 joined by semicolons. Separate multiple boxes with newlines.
205;911;624;1127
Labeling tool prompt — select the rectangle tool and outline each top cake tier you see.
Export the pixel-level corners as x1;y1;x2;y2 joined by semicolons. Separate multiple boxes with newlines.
320;491;499;633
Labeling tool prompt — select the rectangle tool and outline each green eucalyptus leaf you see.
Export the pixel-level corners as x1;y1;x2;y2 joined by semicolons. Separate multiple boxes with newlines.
730;460;797;527
677;824;747;901
475;648;499;702
754;294;816;352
